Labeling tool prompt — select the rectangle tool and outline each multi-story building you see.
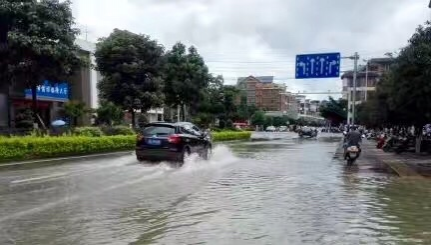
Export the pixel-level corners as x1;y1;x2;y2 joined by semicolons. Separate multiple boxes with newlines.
295;95;307;114
0;38;165;128
341;57;393;124
294;95;324;117
308;100;322;116
0;38;100;128
237;76;290;113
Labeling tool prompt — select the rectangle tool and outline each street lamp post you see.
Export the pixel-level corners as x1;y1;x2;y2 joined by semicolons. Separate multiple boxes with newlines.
363;59;369;101
342;52;360;125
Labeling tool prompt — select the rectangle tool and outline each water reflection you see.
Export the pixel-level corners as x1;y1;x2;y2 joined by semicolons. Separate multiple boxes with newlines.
376;178;431;244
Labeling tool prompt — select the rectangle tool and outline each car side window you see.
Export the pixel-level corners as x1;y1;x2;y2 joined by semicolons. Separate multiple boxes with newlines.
181;125;199;136
192;125;201;134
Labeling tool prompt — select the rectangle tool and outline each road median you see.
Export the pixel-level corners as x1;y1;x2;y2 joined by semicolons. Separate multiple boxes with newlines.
0;131;252;164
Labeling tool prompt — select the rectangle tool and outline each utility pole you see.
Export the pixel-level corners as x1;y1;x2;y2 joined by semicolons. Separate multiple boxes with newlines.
352;52;359;125
342;52;360;125
364;59;368;101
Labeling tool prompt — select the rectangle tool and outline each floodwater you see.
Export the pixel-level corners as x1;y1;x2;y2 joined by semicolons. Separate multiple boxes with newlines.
0;132;430;245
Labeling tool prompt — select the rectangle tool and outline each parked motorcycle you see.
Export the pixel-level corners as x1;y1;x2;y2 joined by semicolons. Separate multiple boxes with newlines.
382;136;395;152
394;136;413;154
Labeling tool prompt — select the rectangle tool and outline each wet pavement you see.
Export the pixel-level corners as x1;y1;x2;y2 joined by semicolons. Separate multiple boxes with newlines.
1;132;431;245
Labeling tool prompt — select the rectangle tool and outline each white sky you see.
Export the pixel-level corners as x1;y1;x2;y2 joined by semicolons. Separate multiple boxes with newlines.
72;0;431;100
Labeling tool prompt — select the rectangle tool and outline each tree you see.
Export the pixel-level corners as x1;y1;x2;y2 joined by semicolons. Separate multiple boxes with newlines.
356;90;389;128
196;75;244;126
272;116;290;127
319;97;347;126
63;100;88;127
220;85;239;120
197;75;225;123
137;113;148;128
374;22;431;152
251;110;266;126
95;29;165;127
382;22;431;127
163;42;210;121
14;108;34;129
2;0;82;125
96;101;124;126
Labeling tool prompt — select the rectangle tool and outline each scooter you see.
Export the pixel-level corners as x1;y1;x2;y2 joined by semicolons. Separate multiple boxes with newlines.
394;136;412;154
345;145;360;166
382;136;395;152
344;134;365;166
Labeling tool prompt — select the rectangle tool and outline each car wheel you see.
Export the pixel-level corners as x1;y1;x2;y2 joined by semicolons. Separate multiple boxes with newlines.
202;146;212;160
137;156;145;162
177;147;191;166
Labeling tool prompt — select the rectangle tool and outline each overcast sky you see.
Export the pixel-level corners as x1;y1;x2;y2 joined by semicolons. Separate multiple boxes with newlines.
72;0;431;100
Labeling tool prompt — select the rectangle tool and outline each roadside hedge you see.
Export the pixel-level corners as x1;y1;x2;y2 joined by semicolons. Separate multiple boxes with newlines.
100;125;135;136
0;136;135;162
73;127;104;137
211;131;252;141
0;131;251;162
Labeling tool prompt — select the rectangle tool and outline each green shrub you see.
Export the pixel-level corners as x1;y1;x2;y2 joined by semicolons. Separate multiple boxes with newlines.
101;125;135;136
211;131;252;141
0;135;135;162
210;127;222;132
73;127;104;137
0;131;252;163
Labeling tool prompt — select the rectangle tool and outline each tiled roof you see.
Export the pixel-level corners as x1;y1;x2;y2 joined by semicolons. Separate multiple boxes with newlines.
237;76;274;84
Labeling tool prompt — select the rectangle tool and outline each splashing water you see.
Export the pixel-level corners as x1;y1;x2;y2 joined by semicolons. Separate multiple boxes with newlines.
182;144;239;171
155;144;239;173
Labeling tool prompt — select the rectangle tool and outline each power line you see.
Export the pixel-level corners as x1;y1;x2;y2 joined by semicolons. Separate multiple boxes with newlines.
202;49;397;59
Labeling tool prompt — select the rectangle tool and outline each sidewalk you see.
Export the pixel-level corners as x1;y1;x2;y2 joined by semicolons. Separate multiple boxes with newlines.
359;139;431;178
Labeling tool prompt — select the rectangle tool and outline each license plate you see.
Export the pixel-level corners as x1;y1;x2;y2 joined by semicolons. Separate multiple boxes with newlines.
147;139;161;145
349;153;357;158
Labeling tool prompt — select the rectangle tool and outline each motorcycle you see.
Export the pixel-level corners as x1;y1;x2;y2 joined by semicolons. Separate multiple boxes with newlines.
382;136;395;152
394;136;413;154
343;133;364;166
298;128;318;138
345;145;360;165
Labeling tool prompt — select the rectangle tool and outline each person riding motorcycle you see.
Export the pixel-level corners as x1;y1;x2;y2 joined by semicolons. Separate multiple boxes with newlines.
344;125;362;159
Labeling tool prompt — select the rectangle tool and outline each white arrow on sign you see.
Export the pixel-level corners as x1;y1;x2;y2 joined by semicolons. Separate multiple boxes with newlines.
328;60;337;73
310;58;315;74
319;58;325;74
298;62;306;75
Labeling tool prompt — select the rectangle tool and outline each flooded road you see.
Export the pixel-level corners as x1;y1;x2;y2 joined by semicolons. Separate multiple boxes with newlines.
1;132;431;244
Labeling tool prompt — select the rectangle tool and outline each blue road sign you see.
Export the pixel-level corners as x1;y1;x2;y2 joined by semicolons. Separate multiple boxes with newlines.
295;52;341;79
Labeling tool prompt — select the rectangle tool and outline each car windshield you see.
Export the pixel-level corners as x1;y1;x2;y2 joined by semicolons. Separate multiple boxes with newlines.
142;125;175;136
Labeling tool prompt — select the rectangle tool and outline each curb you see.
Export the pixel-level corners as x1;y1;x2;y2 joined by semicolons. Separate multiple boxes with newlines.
369;148;425;179
0;151;133;168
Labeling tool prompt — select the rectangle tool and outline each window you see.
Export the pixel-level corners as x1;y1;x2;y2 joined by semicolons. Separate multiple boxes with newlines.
192;125;201;133
181;124;201;136
142;125;175;136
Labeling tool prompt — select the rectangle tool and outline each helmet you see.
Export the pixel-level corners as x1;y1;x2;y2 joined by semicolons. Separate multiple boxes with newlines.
350;125;358;131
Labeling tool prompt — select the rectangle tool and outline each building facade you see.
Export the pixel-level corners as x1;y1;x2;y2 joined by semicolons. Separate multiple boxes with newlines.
341;57;393;124
237;76;294;113
0;38;100;128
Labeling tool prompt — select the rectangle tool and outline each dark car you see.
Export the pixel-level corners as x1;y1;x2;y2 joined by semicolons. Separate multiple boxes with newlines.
135;122;212;164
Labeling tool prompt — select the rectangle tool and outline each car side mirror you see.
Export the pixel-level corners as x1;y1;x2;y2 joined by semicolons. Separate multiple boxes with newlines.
200;131;210;138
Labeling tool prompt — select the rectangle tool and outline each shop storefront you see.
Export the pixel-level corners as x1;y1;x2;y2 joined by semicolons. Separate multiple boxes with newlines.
10;80;69;128
0;39;102;129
